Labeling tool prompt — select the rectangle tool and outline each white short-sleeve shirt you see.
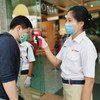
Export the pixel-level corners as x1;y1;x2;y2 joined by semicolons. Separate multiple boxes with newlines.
20;41;35;71
56;31;97;80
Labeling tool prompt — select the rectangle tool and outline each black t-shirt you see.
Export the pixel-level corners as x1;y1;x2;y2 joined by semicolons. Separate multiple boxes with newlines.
0;32;20;99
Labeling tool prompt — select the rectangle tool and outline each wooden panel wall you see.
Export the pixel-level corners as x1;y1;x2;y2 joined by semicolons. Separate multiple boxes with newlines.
42;21;56;51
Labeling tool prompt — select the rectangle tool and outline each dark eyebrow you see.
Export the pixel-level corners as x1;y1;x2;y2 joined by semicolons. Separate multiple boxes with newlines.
66;18;72;22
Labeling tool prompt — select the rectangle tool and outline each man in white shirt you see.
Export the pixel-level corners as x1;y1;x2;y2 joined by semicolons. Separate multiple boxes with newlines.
19;40;35;100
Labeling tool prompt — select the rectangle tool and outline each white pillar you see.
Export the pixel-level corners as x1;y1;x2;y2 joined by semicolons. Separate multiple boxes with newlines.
0;0;7;33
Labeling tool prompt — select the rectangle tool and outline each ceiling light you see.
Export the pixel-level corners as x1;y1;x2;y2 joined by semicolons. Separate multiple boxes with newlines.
12;4;29;18
90;5;94;7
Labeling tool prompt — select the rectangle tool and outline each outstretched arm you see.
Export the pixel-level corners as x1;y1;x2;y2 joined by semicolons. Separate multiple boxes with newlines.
44;46;61;66
38;36;61;67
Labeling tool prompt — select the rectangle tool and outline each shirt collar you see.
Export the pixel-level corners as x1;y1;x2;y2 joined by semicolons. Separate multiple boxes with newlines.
73;31;86;44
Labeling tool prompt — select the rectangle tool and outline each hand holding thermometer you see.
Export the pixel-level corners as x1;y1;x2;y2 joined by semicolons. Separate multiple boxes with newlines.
32;29;42;47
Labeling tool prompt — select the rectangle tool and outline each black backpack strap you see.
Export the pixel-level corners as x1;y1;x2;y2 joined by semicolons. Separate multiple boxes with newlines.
26;44;34;60
26;47;28;60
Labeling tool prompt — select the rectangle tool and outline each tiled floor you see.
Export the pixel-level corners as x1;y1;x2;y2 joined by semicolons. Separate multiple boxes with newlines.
41;93;63;100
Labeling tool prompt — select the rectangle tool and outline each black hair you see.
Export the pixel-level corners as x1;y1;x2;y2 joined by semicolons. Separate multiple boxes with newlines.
10;15;32;29
68;5;96;30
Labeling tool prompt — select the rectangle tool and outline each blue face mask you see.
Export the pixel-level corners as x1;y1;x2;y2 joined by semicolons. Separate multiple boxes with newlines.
65;23;75;35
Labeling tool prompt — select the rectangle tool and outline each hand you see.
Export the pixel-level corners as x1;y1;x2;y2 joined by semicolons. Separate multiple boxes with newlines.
38;36;48;48
24;76;31;87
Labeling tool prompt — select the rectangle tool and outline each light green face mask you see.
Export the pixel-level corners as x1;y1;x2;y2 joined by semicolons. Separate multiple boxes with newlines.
20;33;28;43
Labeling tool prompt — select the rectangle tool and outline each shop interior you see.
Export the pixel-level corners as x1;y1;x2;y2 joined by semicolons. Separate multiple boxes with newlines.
3;0;100;99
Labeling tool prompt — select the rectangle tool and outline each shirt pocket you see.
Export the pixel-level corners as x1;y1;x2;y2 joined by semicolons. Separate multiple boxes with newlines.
66;48;80;61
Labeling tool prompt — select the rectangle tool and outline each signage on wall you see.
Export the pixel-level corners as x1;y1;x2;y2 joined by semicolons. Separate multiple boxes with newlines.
41;0;58;15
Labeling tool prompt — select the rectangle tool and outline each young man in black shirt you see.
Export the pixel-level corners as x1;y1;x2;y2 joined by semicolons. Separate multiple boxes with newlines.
0;15;32;100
